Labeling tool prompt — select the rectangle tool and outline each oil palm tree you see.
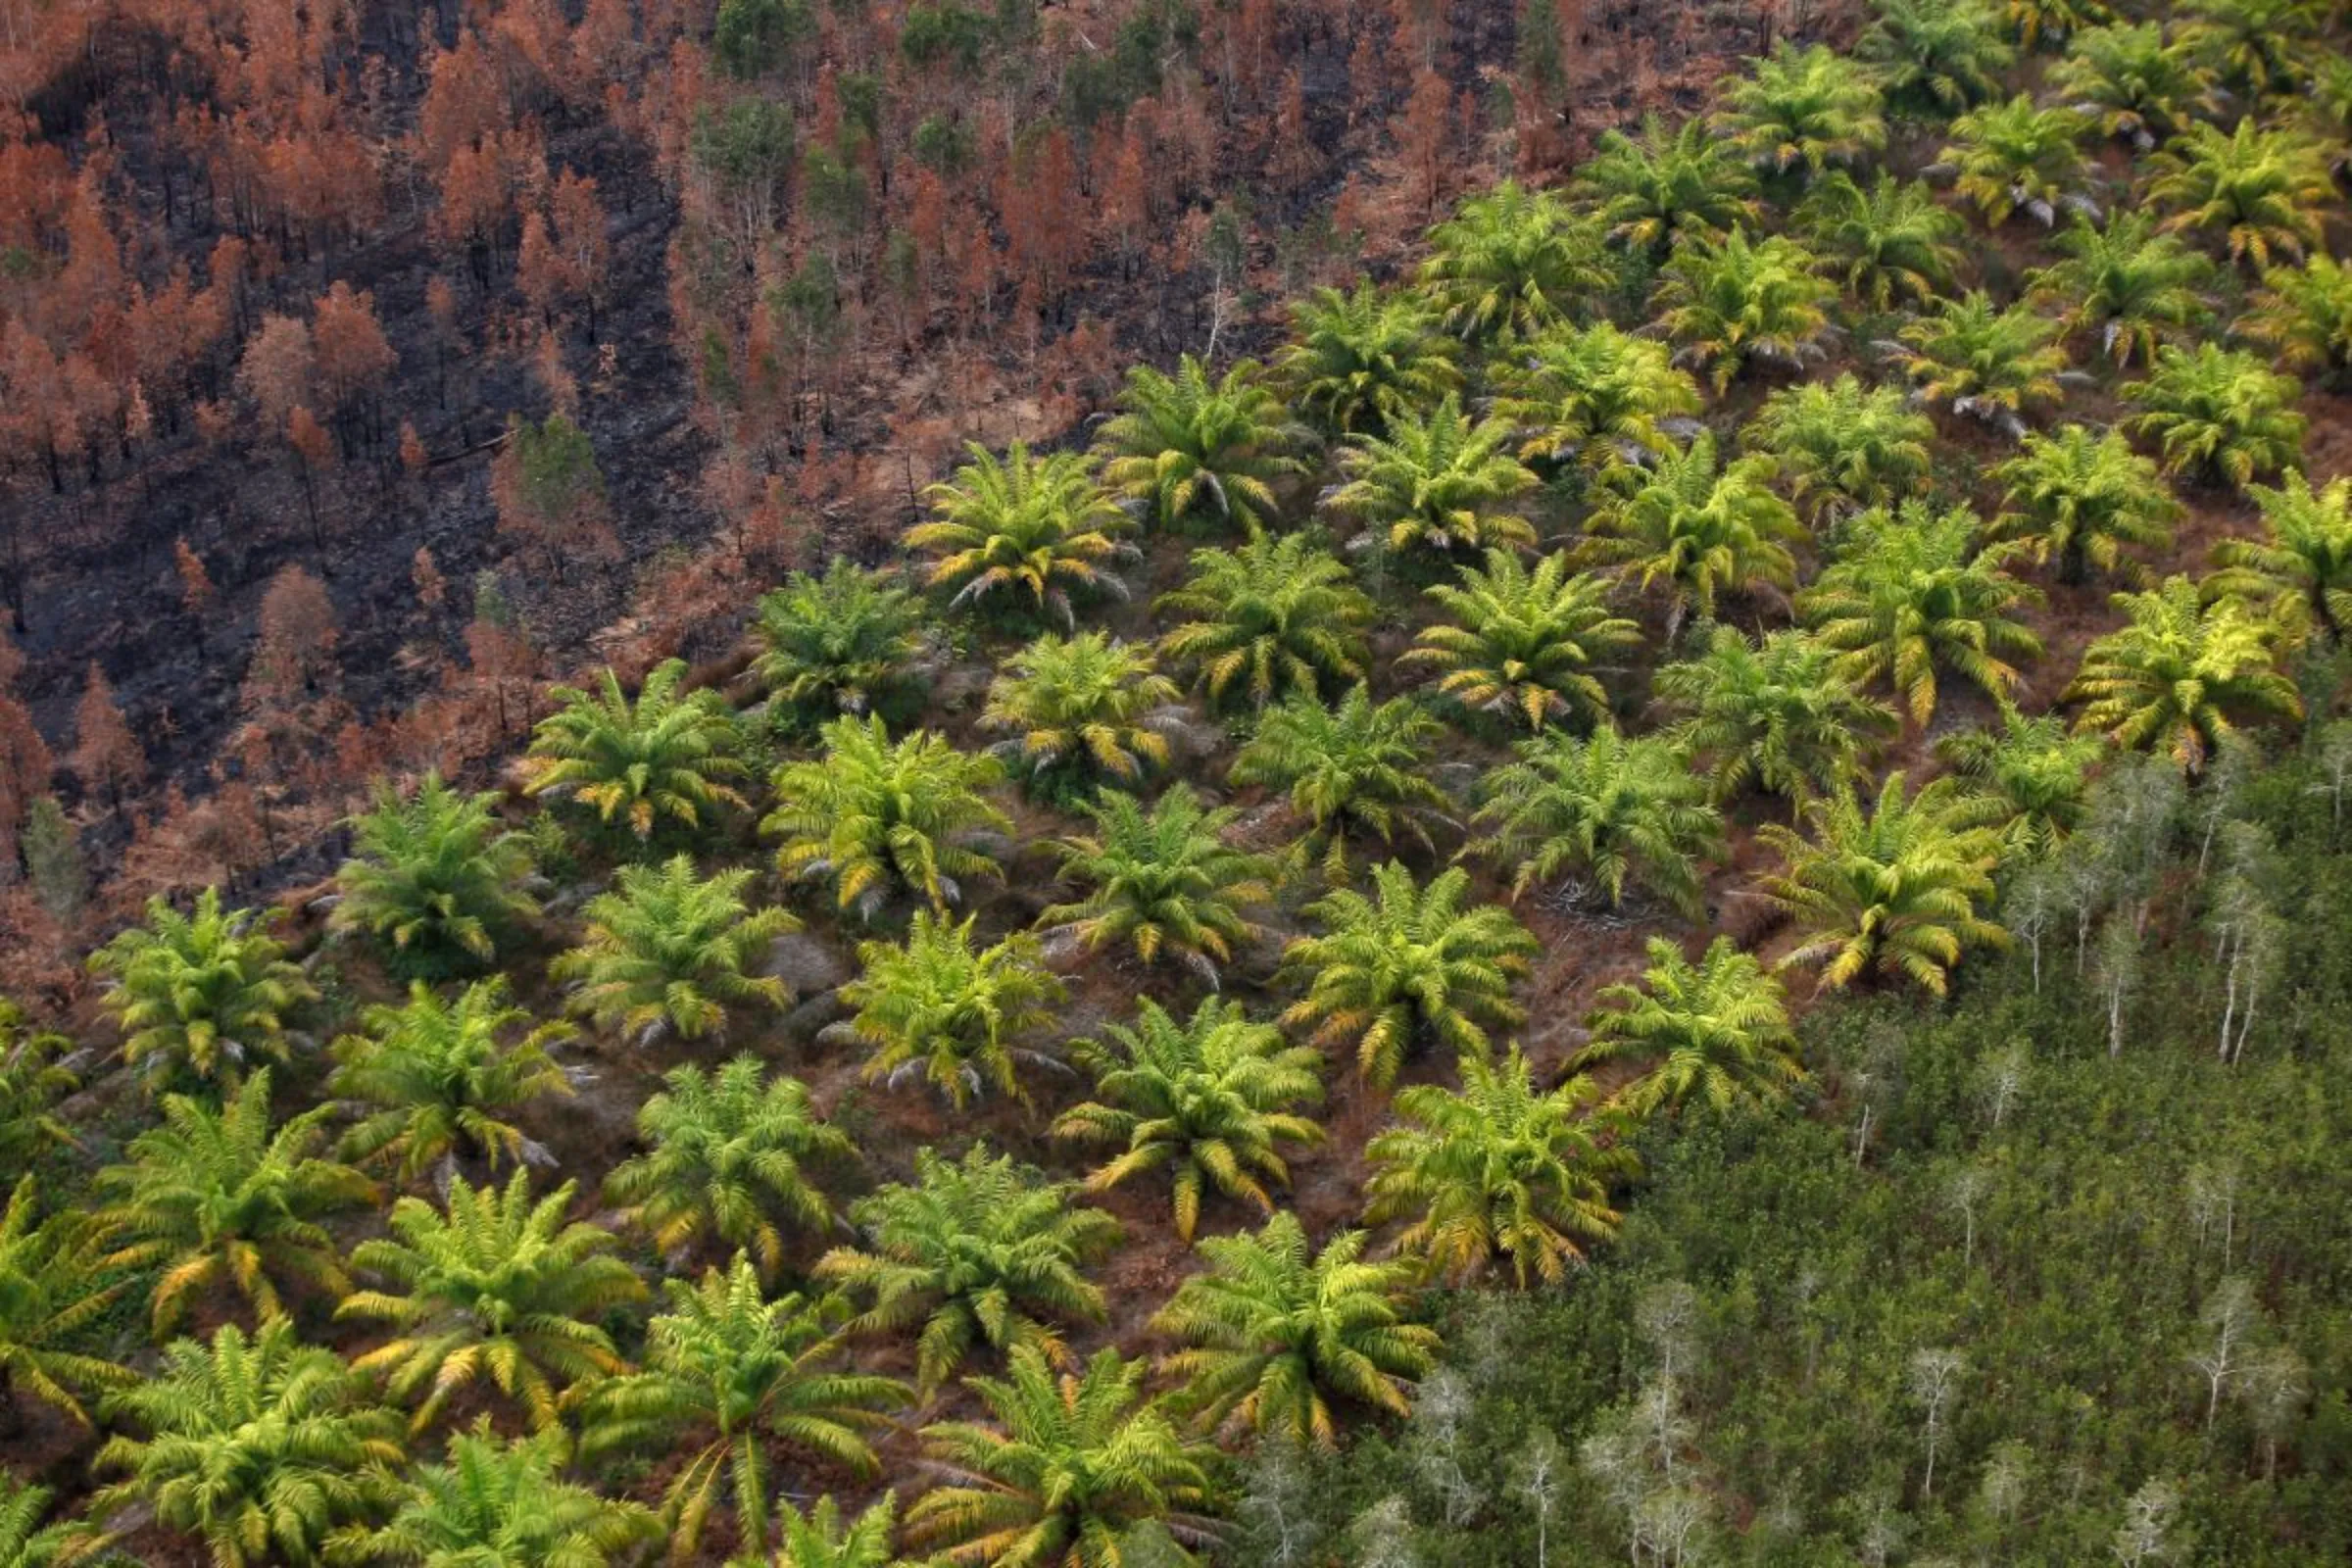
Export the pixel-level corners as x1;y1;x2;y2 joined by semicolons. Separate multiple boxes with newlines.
982;632;1181;801
2120;344;2306;489
2146;119;2336;271
2211;469;2352;645
88;888;315;1091
0;1181;128;1430
1155;533;1373;711
341;1171;645;1433
1276;283;1462;438
1404;549;1640;732
93;1321;403;1568
328;978;576;1188
751;560;926;729
2004;0;2111;50
1935;704;2107;857
1277;861;1537;1088
1743;374;1936;521
1363;1048;1638;1288
755;1494;906;1568
553;856;795;1043
98;1070;374;1338
334;1420;658;1568
1420;180;1617;342
1039;786;1274;985
1488;320;1700;472
1798;502;2045;726
522;660;748;844
1938;95;2090;227
1466;724;1724;914
0;1479;102;1568
1895;292;2069;432
2026;213;2214;368
910;444;1136;625
1228;685;1448;874
1583;432;1802;639
1794;171;1967;313
1052;997;1325;1241
2178;0;2323;98
582;1257;910;1559
606;1056;851;1278
1653;625;1898;805
1578;114;1760;255
1095;357;1304;535
1992;423;2180;585
1577;937;1804;1115
1650;227;1835;393
1327;395;1537;563
766;715;1010;915
842;913;1065;1110
2242;254;2352;380
0;1001;75;1170
331;773;538;975
1759;772;2009;995
1152;1212;1436;1446
2047;23;2219;150
1713;41;1888;181
904;1348;1217;1568
1856;0;2017;118
816;1147;1120;1394
2069;577;2302;772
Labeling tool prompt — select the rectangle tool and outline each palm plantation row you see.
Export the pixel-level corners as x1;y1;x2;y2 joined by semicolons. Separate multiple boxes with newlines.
12;0;2352;1562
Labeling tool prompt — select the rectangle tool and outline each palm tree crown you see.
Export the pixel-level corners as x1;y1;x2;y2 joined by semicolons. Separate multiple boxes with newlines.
328;978;576;1188
1584;432;1801;640
1992;423;2180;585
1152;1212;1436;1446
2047;22;2217;150
1577;937;1804;1116
98;1069;374;1338
1895;291;2068;433
2068;576;2301;773
1936;704;2106;858
1795;172;1964;313
1040;786;1274;985
1419;181;1615;343
904;1347;1217;1568
332;772;539;974
766;715;1010;914
752;560;927;728
1760;772;2009;995
88;888;315;1090
1744;373;1935;522
1577;114;1761;256
910;443;1136;625
1713;41;1887;179
1650;227;1835;393
344;1419;658;1568
2146;119;2337;271
1155;533;1372;711
605;1055;852;1277
552;856;795;1043
583;1256;910;1558
842;912;1066;1109
1467;724;1724;914
522;660;747;844
2026;213;2213;368
0;1180;131;1428
1937;95;2089;228
341;1171;646;1433
1363;1048;1639;1288
982;631;1180;800
1490;320;1701;472
1404;549;1640;733
1856;0;2016;117
1227;684;1448;872
1278;862;1537;1089
2121;344;2306;490
1653;625;1897;805
94;1320;402;1568
1798;501;2044;726
816;1147;1120;1394
1327;394;1537;563
1052;997;1325;1241
1095;356;1304;535
2212;468;2352;646
1277;283;1462;438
